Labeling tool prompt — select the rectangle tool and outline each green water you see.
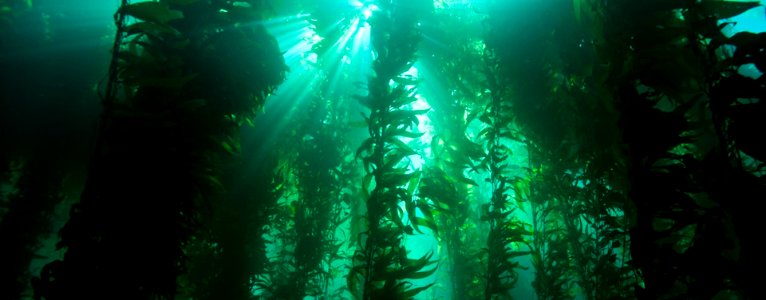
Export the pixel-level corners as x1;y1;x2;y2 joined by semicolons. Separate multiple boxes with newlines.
1;0;765;299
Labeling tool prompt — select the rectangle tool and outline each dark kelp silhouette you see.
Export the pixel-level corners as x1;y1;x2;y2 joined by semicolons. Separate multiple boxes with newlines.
584;0;764;298
32;0;286;298
0;1;763;299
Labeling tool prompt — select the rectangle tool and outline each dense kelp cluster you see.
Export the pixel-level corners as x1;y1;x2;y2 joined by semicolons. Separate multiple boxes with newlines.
484;1;639;298
586;0;766;298
1;0;765;299
29;0;286;298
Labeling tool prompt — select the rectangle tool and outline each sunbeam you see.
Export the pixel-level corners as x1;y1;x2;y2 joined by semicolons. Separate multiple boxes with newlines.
250;0;374;167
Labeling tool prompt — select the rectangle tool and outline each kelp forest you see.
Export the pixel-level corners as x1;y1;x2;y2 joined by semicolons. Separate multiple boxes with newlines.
1;0;765;299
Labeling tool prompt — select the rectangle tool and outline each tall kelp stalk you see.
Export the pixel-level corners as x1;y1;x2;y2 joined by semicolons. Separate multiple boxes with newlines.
705;12;766;300
308;104;361;299
482;5;573;300
524;156;574;300
34;0;286;298
481;2;554;299
418;4;487;299
583;0;764;298
206;154;289;299
477;47;531;300
183;154;285;300
348;0;438;299
520;142;577;299
537;1;637;298
287;31;364;300
257;86;351;299
249;1;362;296
304;3;368;297
485;0;637;299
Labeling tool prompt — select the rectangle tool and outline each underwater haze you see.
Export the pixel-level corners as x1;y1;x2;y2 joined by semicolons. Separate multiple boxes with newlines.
2;0;766;299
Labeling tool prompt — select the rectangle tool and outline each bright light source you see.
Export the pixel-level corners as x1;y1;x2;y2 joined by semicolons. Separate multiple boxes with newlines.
362;4;379;19
350;0;364;8
306;52;318;64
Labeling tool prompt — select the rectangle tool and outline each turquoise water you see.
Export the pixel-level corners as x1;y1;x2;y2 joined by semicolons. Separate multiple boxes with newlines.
2;1;765;299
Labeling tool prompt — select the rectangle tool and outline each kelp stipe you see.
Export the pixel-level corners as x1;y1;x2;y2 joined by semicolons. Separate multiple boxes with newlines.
33;0;286;298
346;1;438;299
585;0;764;298
415;4;487;299
477;48;531;300
254;82;351;299
483;1;640;299
180;153;285;300
0;1;761;299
